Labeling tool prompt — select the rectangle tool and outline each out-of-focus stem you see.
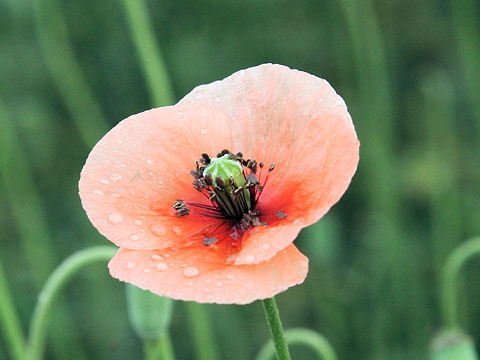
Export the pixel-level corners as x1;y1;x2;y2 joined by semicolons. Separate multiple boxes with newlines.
122;0;175;107
256;328;338;360
143;334;176;360
0;94;87;360
450;0;480;128
25;246;117;360
184;302;220;360
0;259;25;360
441;237;480;328
30;0;109;147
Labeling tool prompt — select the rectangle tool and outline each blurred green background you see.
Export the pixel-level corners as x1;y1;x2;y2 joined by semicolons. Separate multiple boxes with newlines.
1;0;480;359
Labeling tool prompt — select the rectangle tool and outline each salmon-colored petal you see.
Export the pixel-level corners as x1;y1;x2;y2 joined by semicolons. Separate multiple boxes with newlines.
79;105;233;250
180;64;359;256
108;244;308;304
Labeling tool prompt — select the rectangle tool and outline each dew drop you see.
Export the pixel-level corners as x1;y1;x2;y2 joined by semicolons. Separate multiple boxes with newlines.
108;212;123;224
200;128;207;135
203;288;210;294
127;261;137;269
226;274;234;280
110;193;121;198
172;226;182;235
134;220;143;226
183;267;199;278
151;254;163;261
262;243;271;250
143;268;151;273
156;263;168;271
215;281;223;287
93;189;104;195
245;255;255;263
147;159;153;164
187;281;194;286
151;224;167;236
109;173;123;182
226;254;237;264
205;278;211;283
130;234;139;241
293;218;304;226
100;178;109;184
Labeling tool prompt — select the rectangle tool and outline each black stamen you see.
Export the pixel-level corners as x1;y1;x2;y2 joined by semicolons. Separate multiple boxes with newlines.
203;237;218;246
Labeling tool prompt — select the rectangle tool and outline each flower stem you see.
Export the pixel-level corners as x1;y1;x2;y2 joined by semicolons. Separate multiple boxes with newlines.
255;328;338;360
184;302;219;360
25;246;117;360
0;259;25;360
441;236;480;328
30;0;109;147
121;0;175;107
262;297;291;360
143;334;175;360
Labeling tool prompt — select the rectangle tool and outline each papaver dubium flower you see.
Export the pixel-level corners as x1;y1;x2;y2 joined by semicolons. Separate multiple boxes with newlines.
79;64;359;304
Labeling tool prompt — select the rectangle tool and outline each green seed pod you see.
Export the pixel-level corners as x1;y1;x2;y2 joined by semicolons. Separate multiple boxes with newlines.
431;329;479;360
203;154;246;191
126;284;174;340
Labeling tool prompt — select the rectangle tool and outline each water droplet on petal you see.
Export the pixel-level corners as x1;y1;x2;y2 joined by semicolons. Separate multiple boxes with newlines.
187;281;194;286
130;234;139;241
245;255;255;263
226;254;237;264
100;179;109;184
93;189;103;195
134;220;143;226
108;212;123;224
127;261;137;269
151;224;167;236
262;243;270;250
143;268;151;273
205;278;211;283
183;267;199;278
203;288;210;294
200;128;207;135
147;159;153;164
110;193;121;198
151;254;163;261
109;173;123;182
156;263;168;271
215;281;223;287
293;218;304;226
226;274;234;280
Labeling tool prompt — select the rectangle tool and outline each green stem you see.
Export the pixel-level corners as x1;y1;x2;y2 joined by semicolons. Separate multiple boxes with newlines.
450;0;480;129
255;328;338;360
143;334;175;360
121;0;175;107
262;298;291;360
184;302;219;360
441;236;480;328
0;94;88;360
30;0;109;147
25;246;117;360
0;259;25;360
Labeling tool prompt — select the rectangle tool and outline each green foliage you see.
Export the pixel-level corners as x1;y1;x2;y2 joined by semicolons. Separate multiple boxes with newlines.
1;0;480;359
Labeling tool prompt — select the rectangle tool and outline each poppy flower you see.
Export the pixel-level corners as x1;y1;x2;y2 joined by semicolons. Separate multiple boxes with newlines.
79;64;359;304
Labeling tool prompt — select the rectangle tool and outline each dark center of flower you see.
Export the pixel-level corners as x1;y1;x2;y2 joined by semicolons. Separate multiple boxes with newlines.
172;149;276;246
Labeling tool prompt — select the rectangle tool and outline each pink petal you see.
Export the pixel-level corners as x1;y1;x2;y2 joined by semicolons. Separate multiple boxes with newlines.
180;64;359;259
109;244;309;304
79;105;233;250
